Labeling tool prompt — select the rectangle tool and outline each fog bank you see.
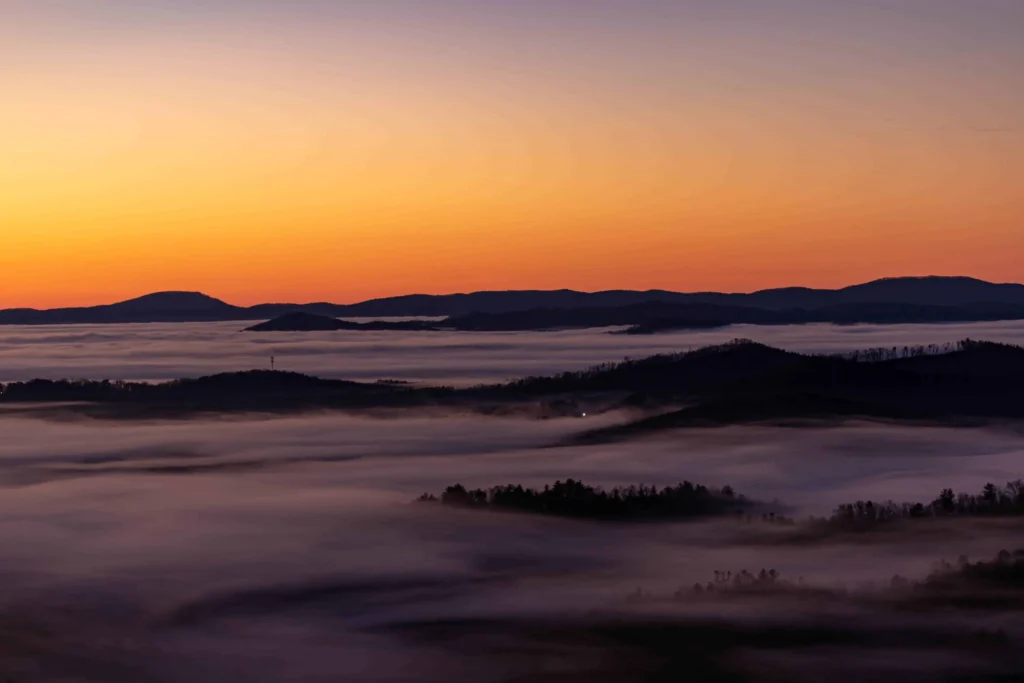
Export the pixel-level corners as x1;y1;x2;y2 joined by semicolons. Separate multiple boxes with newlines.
0;415;1022;679
3;319;1024;384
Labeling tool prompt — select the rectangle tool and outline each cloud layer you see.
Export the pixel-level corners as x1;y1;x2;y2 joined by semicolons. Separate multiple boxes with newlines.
0;411;1022;680
2;321;1024;679
3;319;1024;384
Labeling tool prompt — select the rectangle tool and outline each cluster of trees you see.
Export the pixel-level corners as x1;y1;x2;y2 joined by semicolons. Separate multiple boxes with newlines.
827;480;1024;528
0;374;301;402
685;568;789;596
417;475;1024;530
0;371;429;407
838;339;1021;363
645;549;1024;605
926;549;1024;591
839;341;965;363
0;378;147;402
417;478;748;521
616;549;1024;636
620;569;833;605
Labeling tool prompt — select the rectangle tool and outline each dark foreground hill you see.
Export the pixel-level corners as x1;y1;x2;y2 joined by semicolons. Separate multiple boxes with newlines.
5;276;1024;325
3;339;1024;431
568;339;1024;441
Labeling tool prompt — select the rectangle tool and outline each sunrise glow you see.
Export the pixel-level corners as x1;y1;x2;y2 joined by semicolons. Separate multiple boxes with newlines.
3;1;1022;307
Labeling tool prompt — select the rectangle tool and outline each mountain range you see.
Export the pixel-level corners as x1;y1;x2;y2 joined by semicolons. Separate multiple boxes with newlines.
2;276;1024;326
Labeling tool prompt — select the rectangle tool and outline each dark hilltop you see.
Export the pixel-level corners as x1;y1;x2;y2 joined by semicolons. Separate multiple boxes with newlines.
243;312;438;332
5;338;1024;432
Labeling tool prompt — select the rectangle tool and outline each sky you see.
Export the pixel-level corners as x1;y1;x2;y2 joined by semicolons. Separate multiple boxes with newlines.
2;0;1023;308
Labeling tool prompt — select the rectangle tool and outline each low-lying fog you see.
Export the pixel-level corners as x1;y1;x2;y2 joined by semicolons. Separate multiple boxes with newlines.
2;321;1024;680
0;411;1023;681
3;319;1024;384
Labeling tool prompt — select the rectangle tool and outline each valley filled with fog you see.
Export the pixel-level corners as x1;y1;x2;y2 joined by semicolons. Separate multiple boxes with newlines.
3;319;1024;385
1;322;1024;681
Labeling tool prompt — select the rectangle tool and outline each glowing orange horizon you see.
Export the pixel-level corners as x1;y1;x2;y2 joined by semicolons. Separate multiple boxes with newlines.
3;3;1022;309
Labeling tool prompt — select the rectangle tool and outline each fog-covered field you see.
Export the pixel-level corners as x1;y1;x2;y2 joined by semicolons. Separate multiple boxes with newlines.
2;323;1024;680
3;319;1024;384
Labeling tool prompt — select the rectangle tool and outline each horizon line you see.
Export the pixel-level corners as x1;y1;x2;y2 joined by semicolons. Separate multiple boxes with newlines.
5;274;1021;311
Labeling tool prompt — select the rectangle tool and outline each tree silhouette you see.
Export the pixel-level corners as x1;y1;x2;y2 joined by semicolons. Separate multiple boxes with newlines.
416;479;753;521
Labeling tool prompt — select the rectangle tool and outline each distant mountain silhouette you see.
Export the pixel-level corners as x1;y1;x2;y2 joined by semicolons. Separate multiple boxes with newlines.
697;276;1024;309
834;276;1024;307
0;291;239;324
3;276;1024;325
447;301;1024;332
445;302;770;331
109;291;234;313
301;276;1024;316
244;312;438;332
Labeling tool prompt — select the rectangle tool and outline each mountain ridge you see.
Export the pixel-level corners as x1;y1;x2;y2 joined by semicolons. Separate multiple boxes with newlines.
3;276;1024;325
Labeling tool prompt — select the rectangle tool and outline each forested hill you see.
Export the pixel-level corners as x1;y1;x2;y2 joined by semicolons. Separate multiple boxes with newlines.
3;339;1024;429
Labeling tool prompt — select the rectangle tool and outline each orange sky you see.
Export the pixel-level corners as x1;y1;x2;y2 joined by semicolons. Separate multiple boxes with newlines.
2;1;1022;308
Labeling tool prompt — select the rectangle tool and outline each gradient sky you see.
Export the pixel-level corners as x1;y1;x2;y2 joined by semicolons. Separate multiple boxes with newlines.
3;0;1023;307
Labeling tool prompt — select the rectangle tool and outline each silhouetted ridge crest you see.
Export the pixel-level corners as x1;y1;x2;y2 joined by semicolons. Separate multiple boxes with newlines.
503;338;800;394
452;300;1024;331
166;370;348;391
4;338;1024;423
5;275;1024;324
113;291;234;311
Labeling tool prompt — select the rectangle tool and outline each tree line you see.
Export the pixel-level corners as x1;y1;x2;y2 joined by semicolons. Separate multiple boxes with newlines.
417;478;750;521
838;339;1020;363
826;479;1024;528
